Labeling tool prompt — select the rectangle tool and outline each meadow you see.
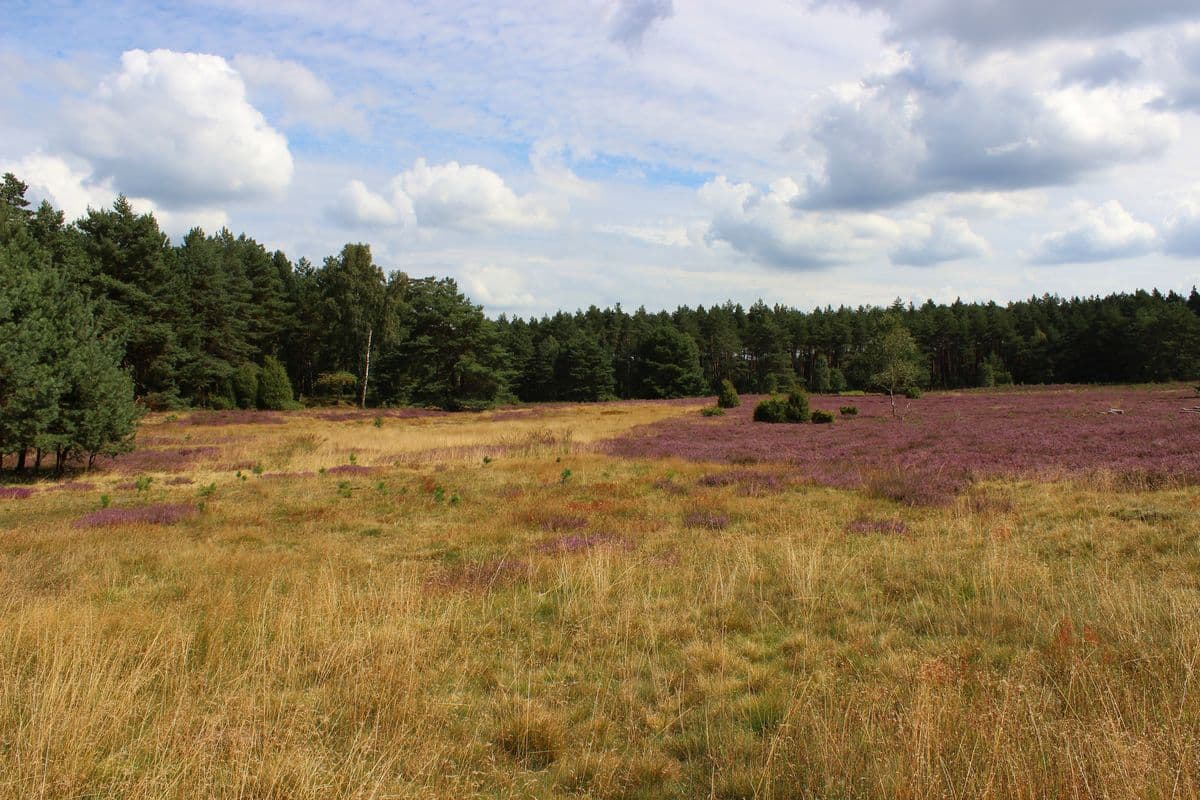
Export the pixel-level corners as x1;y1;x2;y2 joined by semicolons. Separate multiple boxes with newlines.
2;385;1199;799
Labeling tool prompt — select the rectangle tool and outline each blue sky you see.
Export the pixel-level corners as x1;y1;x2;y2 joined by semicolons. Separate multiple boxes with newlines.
3;0;1200;315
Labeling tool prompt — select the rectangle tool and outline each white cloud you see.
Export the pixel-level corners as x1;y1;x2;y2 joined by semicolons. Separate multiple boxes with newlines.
2;152;227;236
889;216;990;266
1031;200;1159;263
331;159;552;231
1163;189;1200;256
67;49;293;209
795;56;1179;209
461;264;538;310
232;53;367;135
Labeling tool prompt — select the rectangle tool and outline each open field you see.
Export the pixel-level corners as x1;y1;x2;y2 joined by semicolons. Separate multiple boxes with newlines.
2;386;1200;799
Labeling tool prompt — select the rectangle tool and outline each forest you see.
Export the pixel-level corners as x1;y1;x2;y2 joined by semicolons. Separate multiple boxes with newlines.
3;170;1200;469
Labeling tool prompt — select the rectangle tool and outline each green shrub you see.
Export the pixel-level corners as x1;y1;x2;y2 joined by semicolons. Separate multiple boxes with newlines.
701;406;725;417
812;409;835;424
753;390;810;423
231;363;260;409
839;389;866;397
829;367;847;393
904;386;924;399
839;405;858;416
716;379;740;409
257;356;294;410
753;396;788;423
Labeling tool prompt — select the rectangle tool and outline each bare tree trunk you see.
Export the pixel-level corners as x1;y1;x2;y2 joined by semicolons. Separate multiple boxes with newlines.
889;389;897;417
360;326;373;409
16;448;26;472
34;449;43;472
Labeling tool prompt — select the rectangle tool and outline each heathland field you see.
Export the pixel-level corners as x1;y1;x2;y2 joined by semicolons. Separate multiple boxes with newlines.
2;385;1200;799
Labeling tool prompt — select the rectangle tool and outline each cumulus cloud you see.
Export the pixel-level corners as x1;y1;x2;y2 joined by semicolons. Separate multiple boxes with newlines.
698;174;983;269
232;53;367;134
461;264;538;310
794;57;1178;209
608;0;674;48
330;159;551;231
2;152;227;235
889;217;990;266
1163;191;1200;257
67;49;293;209
810;0;1200;48
1031;200;1158;264
1060;48;1142;87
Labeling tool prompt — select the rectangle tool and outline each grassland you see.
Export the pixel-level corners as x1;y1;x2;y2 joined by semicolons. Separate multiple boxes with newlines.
2;389;1199;799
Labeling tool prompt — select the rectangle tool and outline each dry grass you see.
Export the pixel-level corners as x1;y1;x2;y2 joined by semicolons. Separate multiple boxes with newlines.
1;402;1199;798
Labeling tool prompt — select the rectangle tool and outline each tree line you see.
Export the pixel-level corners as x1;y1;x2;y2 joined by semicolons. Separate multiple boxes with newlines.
3;171;1199;470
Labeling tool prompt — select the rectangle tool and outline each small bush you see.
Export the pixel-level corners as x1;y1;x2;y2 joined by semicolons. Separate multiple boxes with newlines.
256;356;294;410
717;379;740;409
701;406;725;417
904;386;924;399
752;390;810;423
811;409;835;424
839;389;866;397
231;363;260;410
840;405;858;416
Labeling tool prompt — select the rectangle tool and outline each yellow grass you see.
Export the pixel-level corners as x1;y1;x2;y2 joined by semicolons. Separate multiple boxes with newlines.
1;404;1198;799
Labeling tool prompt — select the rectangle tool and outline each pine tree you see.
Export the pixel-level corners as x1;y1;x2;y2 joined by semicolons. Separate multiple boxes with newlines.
257;356;295;410
636;325;708;398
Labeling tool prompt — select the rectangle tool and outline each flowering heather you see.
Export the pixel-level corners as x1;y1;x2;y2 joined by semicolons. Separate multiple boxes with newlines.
697;469;786;496
0;487;34;500
605;386;1200;502
845;517;909;535
326;464;376;475
535;532;633;554
49;482;95;492
538;514;590;532
73;503;198;528
95;446;219;474
186;410;286;426
683;510;731;530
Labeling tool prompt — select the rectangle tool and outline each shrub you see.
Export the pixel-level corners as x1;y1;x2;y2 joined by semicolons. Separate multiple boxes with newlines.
829;367;847;393
904;386;924;399
811;409;835;424
753;396;788;423
716;379;740;409
839;389;866;396
701;406;725;417
231;363;260;410
753;390;810;423
839;405;858;416
256;356;294;410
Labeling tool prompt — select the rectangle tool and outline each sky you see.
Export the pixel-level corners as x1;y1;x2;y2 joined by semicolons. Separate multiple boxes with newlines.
3;0;1200;316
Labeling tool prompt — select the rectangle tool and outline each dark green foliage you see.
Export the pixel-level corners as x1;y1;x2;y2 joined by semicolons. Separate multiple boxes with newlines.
701;406;725;417
753;390;810;424
636;324;707;398
839;405;858;416
904;386;924;399
717;379;740;408
231;363;260;410
811;354;832;393
256;356;294;410
812;409;835;424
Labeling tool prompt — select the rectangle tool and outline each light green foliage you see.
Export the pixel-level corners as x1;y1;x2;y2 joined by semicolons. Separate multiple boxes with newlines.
867;316;927;416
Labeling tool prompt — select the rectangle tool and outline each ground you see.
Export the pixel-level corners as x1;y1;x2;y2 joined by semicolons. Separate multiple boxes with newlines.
2;386;1199;799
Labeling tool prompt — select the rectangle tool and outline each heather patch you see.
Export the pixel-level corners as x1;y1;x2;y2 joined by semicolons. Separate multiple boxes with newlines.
73;503;198;528
697;470;786;496
49;482;95;492
326;464;377;476
537;514;590;533
0;487;34;500
845;517;909;535
651;476;689;495
535;532;633;554
683;510;731;530
186;410;286;426
604;386;1200;499
95;446;218;474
